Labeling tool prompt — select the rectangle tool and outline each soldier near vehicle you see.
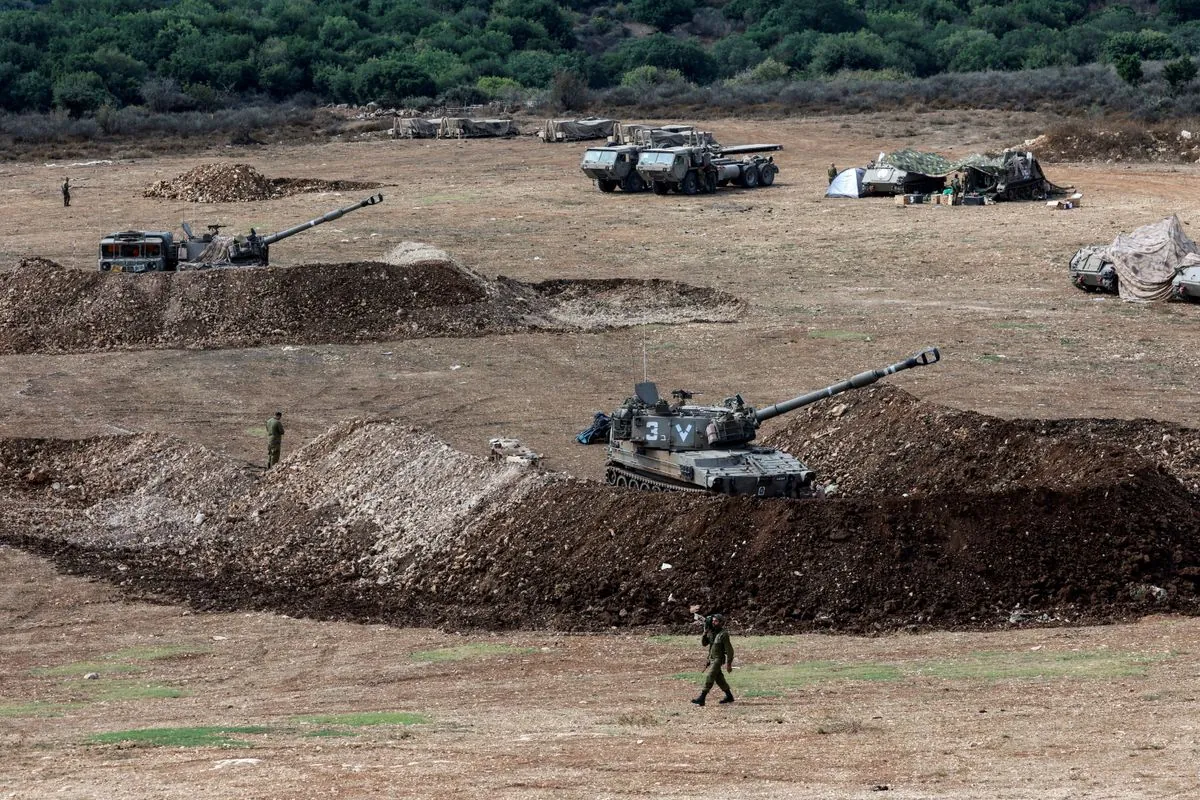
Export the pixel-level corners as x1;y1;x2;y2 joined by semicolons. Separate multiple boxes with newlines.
266;411;285;469
61;177;70;207
692;613;735;707
827;163;838;184
950;173;963;202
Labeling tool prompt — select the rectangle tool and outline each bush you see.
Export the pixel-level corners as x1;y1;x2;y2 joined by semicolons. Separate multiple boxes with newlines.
1115;54;1144;86
620;65;685;88
550;70;589;110
1163;56;1198;94
629;0;695;31
52;71;113;117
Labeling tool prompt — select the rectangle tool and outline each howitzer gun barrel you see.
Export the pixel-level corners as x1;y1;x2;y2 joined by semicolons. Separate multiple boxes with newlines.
754;347;940;423
261;193;383;245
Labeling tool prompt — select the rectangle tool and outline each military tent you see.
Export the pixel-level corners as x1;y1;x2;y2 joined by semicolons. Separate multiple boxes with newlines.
825;168;865;198
393;118;440;138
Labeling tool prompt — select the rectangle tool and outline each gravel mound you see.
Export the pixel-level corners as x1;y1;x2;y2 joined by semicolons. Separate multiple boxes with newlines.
4;391;1199;633
0;254;745;354
144;163;381;202
1028;123;1200;164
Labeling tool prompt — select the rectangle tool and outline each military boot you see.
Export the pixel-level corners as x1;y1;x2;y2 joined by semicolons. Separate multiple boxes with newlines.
719;693;735;704
691;691;708;707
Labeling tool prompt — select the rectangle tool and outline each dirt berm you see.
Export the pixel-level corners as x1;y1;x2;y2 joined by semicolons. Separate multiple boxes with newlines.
3;388;1198;634
0;249;744;353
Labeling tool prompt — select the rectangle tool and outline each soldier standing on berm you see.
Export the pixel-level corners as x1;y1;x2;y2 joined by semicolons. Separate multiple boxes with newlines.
692;613;735;707
266;411;284;469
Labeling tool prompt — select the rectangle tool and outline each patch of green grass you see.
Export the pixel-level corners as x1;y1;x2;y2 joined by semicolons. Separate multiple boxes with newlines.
979;353;1007;363
293;711;429;727
674;661;902;691
0;700;82;718
80;683;187;701
33;643;209;678
915;650;1163;680
88;726;272;748
741;688;784;698
410;644;535;662
993;321;1046;331
303;728;359;738
32;662;141;678
808;330;872;342
108;645;210;661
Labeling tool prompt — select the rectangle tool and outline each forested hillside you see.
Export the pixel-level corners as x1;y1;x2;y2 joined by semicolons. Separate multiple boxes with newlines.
1;0;1199;115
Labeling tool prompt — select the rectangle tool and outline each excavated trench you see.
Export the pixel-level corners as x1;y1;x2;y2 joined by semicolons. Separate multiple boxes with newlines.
0;249;744;354
4;388;1199;634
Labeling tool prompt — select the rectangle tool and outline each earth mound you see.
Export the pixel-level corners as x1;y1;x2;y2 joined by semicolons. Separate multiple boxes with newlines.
143;163;382;202
0;254;745;354
4;391;1198;633
1029;122;1200;164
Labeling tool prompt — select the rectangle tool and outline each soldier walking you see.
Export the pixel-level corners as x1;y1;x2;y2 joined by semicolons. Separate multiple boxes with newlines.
827;163;838;184
61;177;70;207
266;411;285;469
692;613;735;707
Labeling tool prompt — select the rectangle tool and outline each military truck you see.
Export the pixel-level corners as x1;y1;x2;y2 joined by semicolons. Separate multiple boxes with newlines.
580;146;649;193
636;144;781;195
98;194;383;272
579;126;714;193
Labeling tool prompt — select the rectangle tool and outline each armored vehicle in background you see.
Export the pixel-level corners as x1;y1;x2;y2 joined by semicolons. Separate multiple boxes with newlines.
1068;246;1117;294
1173;265;1200;300
98;194;384;273
637;144;781;195
605;347;941;497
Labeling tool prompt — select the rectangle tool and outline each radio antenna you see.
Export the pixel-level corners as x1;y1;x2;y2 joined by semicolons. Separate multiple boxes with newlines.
642;327;648;382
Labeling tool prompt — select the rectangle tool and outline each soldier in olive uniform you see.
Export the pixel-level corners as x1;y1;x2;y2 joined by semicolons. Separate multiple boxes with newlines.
692;613;735;706
827;163;838;184
61;177;70;207
266;411;284;468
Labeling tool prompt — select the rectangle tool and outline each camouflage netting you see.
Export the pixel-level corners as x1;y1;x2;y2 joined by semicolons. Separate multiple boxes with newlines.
0;252;744;354
3;388;1199;633
1072;216;1200;303
144;163;381;202
882;148;1035;178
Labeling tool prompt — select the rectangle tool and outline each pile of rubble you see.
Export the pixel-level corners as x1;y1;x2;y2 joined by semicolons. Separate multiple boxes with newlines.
1028;124;1200;163
144;163;381;202
3;390;1199;633
0;249;745;354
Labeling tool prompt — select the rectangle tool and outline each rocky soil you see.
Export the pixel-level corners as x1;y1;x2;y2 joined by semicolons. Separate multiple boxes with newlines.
4;389;1197;635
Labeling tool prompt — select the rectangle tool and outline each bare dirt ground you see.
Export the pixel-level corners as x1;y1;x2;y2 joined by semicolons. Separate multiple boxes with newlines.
3;110;1200;797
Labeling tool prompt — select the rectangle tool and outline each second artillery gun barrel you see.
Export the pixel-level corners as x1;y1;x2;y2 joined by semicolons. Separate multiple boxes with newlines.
261;193;384;245
754;347;941;423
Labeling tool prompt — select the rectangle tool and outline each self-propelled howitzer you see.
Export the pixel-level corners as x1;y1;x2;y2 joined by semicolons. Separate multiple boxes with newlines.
605;347;940;497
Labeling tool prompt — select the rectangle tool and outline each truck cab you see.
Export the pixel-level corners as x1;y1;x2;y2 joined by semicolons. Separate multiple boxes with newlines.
580;145;646;192
98;231;178;273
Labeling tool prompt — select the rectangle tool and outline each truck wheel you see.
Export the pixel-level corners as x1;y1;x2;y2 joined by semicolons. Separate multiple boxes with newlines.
652;181;670;195
597;179;617;193
759;165;776;186
740;167;760;188
621;173;646;192
681;171;699;195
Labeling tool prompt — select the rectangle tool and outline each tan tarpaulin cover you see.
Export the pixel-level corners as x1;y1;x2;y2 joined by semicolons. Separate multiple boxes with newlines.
393;118;440;138
1108;216;1200;301
539;117;617;142
439;118;518;138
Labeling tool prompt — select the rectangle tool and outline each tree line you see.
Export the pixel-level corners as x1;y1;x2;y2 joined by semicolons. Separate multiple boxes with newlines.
1;0;1198;116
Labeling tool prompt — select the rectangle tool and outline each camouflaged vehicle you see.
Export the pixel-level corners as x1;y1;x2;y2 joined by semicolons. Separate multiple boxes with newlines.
636;143;782;195
605;348;941;497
